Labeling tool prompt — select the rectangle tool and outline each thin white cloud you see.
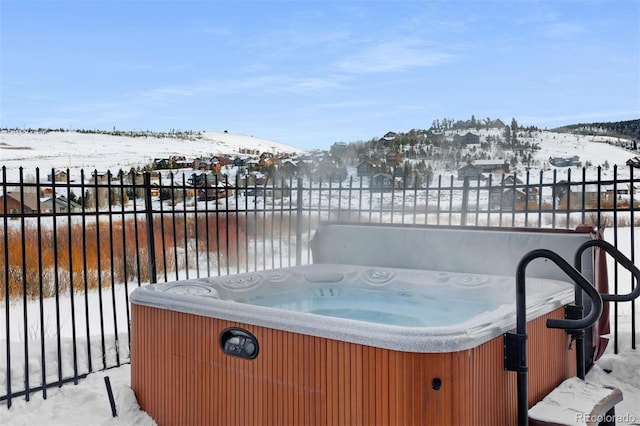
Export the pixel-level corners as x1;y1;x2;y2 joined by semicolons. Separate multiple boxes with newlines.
195;25;232;37
543;22;587;38
67;73;349;116
316;100;381;109
334;38;455;74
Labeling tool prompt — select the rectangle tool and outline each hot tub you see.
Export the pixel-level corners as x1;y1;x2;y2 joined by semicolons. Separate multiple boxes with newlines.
130;263;578;425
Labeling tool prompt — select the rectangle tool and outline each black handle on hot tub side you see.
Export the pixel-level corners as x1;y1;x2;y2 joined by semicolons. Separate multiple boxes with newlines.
507;248;603;426
571;239;640;381
574;239;640;302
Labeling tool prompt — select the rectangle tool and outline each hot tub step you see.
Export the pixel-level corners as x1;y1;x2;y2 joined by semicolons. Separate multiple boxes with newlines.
528;377;623;426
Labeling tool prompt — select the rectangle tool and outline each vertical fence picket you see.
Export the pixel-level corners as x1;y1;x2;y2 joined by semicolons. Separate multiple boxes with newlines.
119;175;132;348
80;170;92;373
65;169;79;383
2;167;11;408
170;173;179;281
244;175;250;272
106;173;120;366
630;165;637;350
205;176;212;276
19;168;30;400
34;168;47;399
194;176;201;279
226;177;234;275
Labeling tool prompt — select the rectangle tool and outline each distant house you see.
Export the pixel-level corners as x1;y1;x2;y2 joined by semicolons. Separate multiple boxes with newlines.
357;159;380;177
41;195;81;213
246;159;260;172
239;147;260;156
385;150;403;167
488;175;539;210
626;157;640;168
557;183;604;209
457;164;483;180
492;119;506;128
369;173;401;191
453;132;480;146
553;182;636;209
0;192;80;216
473;160;510;174
331;142;348;155
259;152;276;168
549;156;581;167
489;187;538;211
197;181;233;201
153;158;171;169
381;131;396;142
214;156;233;167
47;170;70;183
91;171;111;184
0;191;40;214
169;156;193;168
279;158;298;177
187;172;218;187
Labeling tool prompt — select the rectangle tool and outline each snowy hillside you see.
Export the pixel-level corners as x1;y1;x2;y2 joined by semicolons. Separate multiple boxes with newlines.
1;128;637;184
0;129;304;178
403;128;636;182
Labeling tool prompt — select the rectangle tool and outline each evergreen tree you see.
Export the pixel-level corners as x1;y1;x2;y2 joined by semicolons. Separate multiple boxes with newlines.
503;126;511;145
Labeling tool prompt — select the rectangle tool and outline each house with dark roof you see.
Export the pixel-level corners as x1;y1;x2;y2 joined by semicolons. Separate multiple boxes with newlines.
385;150;402;167
369;173;402;191
473;160;510;174
457;164;483;180
453;132;480;146
488;175;539;210
0;191;40;214
47;170;70;182
41;195;81;213
549;156;581;167
626;157;640;168
378;131;396;143
357;159;380;177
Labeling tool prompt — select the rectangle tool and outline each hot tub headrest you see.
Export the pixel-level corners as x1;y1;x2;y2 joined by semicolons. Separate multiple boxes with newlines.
310;223;596;281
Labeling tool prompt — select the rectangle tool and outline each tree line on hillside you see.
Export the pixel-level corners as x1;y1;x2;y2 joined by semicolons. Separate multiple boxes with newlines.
553;119;640;141
0;127;204;140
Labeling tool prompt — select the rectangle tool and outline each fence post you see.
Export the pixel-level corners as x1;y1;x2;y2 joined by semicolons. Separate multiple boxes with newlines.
143;172;157;284
296;178;303;265
461;177;470;226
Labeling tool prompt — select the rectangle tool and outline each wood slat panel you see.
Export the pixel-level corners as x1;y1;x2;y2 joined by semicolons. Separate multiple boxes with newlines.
131;304;574;426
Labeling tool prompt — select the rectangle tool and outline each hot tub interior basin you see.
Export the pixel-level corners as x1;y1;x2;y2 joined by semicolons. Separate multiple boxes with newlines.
133;263;574;352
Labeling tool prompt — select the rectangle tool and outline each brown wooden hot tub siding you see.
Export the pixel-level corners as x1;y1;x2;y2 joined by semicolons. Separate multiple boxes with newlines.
131;304;575;426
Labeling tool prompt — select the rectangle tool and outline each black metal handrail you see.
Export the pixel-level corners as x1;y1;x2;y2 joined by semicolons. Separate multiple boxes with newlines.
571;239;640;381
574;239;640;302
506;248;603;426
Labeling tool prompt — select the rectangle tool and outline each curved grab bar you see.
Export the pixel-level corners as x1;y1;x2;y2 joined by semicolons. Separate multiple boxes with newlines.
518;249;603;331
512;248;604;426
574;239;640;302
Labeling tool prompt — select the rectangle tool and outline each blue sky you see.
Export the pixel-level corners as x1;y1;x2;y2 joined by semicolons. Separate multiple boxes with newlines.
1;0;639;150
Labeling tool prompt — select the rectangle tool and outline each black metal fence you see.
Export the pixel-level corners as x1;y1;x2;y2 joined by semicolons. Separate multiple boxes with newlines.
1;165;638;407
